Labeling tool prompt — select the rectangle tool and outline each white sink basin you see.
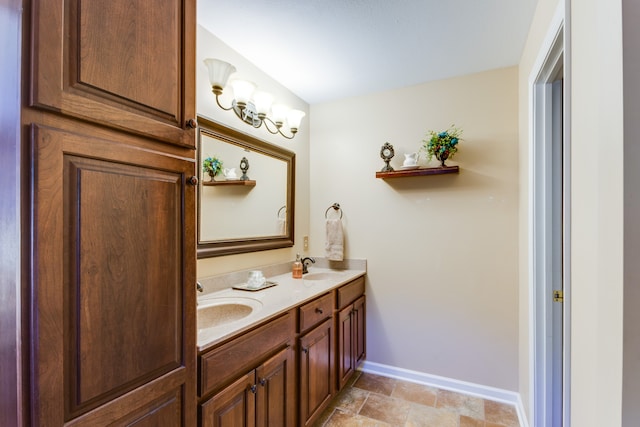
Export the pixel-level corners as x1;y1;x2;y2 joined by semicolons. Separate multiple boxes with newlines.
302;272;344;281
197;297;262;329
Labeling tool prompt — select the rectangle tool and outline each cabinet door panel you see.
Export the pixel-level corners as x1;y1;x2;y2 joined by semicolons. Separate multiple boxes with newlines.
29;124;196;423
256;346;294;427
337;305;355;390
29;0;195;147
299;318;334;426
200;372;256;427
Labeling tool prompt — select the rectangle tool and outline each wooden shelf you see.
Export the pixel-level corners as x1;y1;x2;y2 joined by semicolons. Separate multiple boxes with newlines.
376;165;459;179
202;179;256;187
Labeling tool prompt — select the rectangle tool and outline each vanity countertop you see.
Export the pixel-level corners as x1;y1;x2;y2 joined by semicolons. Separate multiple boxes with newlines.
197;267;366;352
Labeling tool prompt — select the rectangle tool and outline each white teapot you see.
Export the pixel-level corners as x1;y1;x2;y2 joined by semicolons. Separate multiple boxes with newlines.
223;168;237;179
403;152;419;167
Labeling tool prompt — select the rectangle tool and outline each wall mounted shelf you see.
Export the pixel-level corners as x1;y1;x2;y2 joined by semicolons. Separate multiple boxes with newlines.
202;180;256;187
375;165;459;179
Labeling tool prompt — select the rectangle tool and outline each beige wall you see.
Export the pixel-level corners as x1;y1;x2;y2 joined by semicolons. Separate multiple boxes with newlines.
571;0;625;425
310;67;520;390
196;26;311;277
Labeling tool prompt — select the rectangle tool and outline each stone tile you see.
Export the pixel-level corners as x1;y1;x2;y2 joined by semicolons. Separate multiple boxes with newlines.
460;415;485;427
358;393;411;425
391;381;437;407
405;404;458;427
484;400;519;427
436;389;485;419
324;408;392;427
353;373;397;396
333;387;369;414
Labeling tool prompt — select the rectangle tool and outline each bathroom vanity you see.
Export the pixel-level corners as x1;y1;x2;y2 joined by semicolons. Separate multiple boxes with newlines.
197;267;366;427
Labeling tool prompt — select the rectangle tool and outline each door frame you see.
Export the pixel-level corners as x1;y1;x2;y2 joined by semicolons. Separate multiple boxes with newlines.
528;2;571;426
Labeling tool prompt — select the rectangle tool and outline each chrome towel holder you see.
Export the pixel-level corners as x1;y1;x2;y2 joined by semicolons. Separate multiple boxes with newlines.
325;202;343;219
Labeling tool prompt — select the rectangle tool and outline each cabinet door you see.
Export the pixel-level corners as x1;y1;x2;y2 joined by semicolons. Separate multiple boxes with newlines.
28;124;196;425
29;0;195;147
354;296;366;366
299;318;334;427
201;372;256;427
337;305;355;390
255;346;295;427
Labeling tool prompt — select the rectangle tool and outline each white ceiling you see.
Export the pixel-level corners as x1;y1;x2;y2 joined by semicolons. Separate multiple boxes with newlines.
198;0;538;105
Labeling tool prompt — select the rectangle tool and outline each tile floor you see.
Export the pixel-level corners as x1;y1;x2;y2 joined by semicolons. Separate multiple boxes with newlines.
315;371;521;427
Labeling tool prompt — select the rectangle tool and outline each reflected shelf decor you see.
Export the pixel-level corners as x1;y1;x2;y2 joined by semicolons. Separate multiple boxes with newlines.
204;58;306;140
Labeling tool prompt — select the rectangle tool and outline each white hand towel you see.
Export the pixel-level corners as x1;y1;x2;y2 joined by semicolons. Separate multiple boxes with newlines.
277;218;286;235
325;218;344;261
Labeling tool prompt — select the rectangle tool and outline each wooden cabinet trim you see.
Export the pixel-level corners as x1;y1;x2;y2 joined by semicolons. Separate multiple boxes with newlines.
298;292;334;333
29;0;196;148
337;277;365;309
199;311;294;398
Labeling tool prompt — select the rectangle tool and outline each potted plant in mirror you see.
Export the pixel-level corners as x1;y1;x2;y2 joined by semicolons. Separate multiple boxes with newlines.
203;156;223;181
422;125;463;167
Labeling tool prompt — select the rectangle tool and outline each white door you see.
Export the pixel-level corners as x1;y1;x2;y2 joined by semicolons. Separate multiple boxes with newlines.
530;14;570;427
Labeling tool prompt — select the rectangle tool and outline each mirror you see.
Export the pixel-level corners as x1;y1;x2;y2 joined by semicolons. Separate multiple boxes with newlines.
197;116;295;258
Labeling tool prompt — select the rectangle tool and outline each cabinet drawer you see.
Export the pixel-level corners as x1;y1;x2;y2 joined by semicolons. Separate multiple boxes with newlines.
299;293;334;332
337;277;365;309
199;311;294;398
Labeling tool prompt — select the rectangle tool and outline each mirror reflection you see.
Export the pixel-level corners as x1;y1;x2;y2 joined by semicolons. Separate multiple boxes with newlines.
197;116;295;258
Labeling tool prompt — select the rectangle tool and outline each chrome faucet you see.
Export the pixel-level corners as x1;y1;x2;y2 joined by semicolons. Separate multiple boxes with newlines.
301;257;316;274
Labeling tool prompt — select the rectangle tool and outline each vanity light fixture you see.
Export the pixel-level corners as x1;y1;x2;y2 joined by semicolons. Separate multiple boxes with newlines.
204;58;306;140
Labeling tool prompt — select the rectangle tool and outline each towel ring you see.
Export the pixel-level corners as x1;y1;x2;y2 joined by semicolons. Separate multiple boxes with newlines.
277;206;286;218
324;203;343;219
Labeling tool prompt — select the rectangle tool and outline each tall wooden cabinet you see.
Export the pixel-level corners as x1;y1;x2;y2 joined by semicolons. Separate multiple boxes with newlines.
22;0;197;425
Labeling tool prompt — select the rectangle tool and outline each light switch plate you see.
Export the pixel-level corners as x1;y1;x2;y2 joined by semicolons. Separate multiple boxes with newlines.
303;236;309;250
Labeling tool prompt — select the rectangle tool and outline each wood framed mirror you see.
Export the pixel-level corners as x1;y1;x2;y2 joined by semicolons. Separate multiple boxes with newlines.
197;116;295;258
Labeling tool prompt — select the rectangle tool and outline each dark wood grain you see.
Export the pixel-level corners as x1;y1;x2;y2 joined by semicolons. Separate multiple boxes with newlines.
298;292;334;332
30;0;196;147
23;0;198;421
200;372;256;427
299;318;334;427
375;165;460;179
337;276;365;309
256;346;295;427
199;312;295;399
202;180;256;187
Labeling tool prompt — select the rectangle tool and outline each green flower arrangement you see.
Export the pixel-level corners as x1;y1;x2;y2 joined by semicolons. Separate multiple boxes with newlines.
422;125;463;167
203;156;223;179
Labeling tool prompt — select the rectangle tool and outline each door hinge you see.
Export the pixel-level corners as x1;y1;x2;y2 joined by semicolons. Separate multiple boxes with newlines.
553;290;564;303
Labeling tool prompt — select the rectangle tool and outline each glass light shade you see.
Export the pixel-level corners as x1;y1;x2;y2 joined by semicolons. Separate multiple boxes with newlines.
253;91;274;117
203;58;236;92
229;79;256;106
287;109;306;131
271;104;290;126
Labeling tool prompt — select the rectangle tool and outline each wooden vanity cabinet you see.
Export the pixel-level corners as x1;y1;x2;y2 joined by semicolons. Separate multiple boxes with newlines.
298;293;336;427
336;277;366;390
200;346;294;427
198;311;296;427
197;275;366;427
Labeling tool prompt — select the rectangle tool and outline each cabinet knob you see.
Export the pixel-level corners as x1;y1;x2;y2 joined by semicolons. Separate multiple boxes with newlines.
187;176;198;186
302;347;308;354
186;118;198;129
315;307;323;314
250;384;257;394
259;378;266;386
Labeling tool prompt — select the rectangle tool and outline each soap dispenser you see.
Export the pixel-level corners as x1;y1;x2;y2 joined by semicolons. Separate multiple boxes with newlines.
292;254;303;279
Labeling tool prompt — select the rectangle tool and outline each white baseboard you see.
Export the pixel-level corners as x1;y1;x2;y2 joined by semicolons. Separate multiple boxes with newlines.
360;361;529;427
